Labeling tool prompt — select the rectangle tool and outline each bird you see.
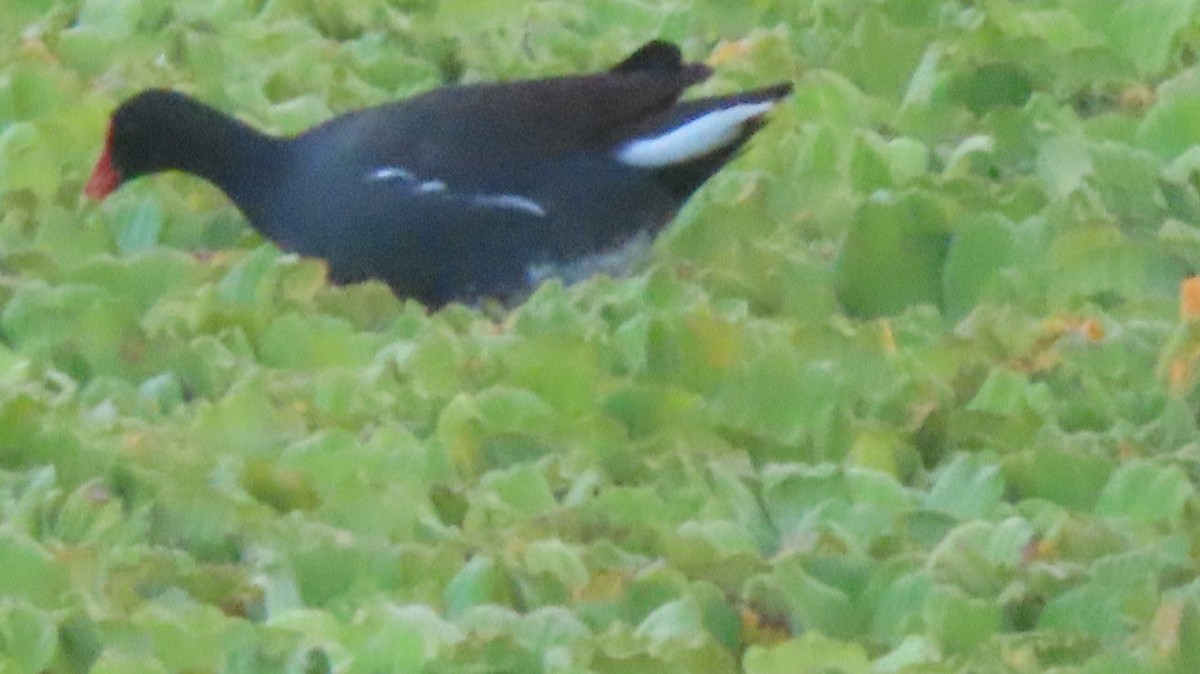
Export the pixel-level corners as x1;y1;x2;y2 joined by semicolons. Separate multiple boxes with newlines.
85;40;791;308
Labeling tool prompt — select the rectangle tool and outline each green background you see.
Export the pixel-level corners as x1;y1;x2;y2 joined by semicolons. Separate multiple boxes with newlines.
4;0;1200;671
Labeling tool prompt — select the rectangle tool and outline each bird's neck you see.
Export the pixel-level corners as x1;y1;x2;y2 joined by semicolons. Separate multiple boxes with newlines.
168;106;290;230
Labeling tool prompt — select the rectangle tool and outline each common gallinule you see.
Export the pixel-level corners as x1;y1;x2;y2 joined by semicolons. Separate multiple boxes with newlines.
86;40;791;307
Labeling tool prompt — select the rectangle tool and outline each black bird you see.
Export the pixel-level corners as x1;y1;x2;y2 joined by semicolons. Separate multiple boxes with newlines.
86;41;791;307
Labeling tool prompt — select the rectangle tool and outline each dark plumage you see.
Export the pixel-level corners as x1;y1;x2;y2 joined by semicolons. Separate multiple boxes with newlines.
86;41;791;307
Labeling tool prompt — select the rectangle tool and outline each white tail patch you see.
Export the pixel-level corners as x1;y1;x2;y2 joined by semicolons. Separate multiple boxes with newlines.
615;100;777;168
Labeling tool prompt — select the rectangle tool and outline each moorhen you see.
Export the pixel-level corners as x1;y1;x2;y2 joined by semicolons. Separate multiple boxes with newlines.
86;40;791;307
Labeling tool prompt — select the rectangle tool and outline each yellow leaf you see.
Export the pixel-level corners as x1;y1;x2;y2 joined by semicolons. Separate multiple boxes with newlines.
708;40;752;67
1181;277;1200;320
1152;602;1184;659
1169;357;1193;393
879;319;897;355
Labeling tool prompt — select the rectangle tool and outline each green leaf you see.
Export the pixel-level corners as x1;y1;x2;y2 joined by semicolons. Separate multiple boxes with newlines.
191;373;307;457
1137;71;1200;160
1004;446;1114;509
343;604;432;674
215;244;294;309
634;596;706;646
501;334;601;417
947;64;1035;116
1081;0;1196;77
479;464;557;517
514;607;590;653
941;212;1017;319
52;478;127;545
871;635;941;674
265;96;332;135
1089;142;1169;230
1047;225;1184;304
990;8;1105;53
842;10;929;99
762;464;850;538
1;283;146;379
0;66;69;122
113;199;164;255
259;312;383;370
435;0;529;29
1036;132;1093;197
0;122;60;199
132;601;236;672
0;530;67;607
443;557;515;619
436;386;560;472
966;367;1030;416
744;633;870;674
1094;459;1192;523
0;601;57;674
870;571;933;640
883;137;930;184
834;190;952;318
711;349;843;448
89;651;170;674
923;585;1002;652
1038;580;1125;637
850;135;893;192
242;459;320;513
770;558;862;639
923;455;1004;520
68;250;200;313
524;539;589;588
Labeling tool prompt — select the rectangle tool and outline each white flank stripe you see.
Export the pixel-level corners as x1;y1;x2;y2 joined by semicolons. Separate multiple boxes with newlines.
369;166;416;181
416;180;447;193
472;194;547;217
368;165;545;217
616;100;777;168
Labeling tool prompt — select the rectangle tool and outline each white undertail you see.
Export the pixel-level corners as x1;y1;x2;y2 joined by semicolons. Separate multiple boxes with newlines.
615;100;777;168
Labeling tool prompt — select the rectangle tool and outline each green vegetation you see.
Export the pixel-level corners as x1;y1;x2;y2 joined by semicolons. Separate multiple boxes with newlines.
4;0;1200;671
